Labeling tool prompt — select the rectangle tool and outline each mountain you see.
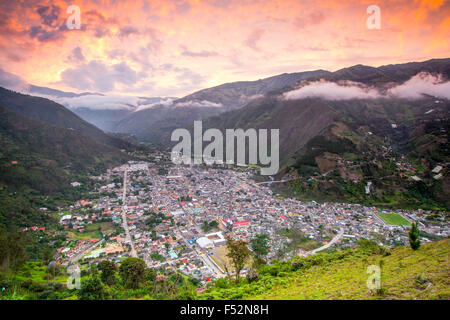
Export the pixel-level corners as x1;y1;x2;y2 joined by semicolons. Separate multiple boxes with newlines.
176;70;330;111
114;104;222;146
319;58;450;85
113;70;330;143
0;105;130;194
65;96;175;132
0;69;174;132
200;58;450;209
68;107;134;132
28;84;102;98
0;89;135;232
0;87;134;151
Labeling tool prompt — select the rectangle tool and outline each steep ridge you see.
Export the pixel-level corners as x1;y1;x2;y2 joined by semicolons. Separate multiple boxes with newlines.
0;87;133;151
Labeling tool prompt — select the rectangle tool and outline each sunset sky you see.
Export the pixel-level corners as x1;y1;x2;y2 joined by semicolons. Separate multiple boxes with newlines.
0;0;449;97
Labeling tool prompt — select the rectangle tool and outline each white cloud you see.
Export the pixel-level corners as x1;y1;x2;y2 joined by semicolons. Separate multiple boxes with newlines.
174;100;223;108
56;94;146;110
283;73;450;101
387;72;450;99
135;98;175;111
283;79;381;100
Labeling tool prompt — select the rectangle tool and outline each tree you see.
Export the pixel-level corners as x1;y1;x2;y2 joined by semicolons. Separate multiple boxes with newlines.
42;248;52;266
0;230;26;277
225;235;251;283
119;257;146;289
98;260;117;286
409;222;421;250
145;268;156;282
78;274;108;300
250;233;270;263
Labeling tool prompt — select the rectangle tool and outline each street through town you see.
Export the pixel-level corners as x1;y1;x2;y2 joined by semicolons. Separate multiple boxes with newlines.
121;169;137;258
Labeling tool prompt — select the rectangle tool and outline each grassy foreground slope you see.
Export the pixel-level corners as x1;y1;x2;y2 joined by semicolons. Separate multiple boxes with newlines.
202;239;449;300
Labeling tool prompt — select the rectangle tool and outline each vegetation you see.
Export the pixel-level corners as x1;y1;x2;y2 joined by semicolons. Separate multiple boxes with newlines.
201;238;450;300
201;220;219;232
225;235;252;282
378;213;412;226
250;234;270;263
409;222;421;250
119;257;147;289
98;260;117;286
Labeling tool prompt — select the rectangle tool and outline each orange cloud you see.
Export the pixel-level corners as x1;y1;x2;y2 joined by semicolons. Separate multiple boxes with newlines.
0;0;448;96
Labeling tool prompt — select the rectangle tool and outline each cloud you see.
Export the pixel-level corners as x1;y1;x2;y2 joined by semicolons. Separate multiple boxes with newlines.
29;25;64;42
387;72;450;99
56;94;146;111
0;67;29;91
67;47;85;63
293;11;326;29
181;46;218;57
283;73;450;101
175;1;191;14
28;4;67;42
37;5;61;28
244;29;265;50
60;60;141;92
283;80;381;100
135;98;175;111
118;26;139;37
174;100;223;108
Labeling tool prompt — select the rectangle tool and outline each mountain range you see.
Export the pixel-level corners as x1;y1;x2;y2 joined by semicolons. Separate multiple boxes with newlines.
200;58;450;209
1;58;448;209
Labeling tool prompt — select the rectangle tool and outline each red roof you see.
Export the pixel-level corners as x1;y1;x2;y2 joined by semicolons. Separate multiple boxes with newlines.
232;220;250;228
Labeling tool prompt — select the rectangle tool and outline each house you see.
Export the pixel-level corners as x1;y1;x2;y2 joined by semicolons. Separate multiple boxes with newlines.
60;215;72;225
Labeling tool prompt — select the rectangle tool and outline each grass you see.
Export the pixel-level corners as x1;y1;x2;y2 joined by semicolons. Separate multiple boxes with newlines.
378;213;412;226
85;221;114;234
14;262;68;284
66;230;102;240
65;222;114;240
201;239;450;300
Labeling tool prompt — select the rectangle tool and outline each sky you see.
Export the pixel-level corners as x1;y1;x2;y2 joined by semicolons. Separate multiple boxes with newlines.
0;0;449;97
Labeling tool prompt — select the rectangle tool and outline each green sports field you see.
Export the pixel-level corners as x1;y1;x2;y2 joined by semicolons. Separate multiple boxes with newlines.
378;213;412;226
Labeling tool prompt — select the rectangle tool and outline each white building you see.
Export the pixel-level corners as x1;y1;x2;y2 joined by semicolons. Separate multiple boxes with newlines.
196;237;213;249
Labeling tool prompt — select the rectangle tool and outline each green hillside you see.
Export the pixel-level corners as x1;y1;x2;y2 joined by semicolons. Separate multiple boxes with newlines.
201;238;450;300
0;105;129;194
0;87;134;151
0;105;132;232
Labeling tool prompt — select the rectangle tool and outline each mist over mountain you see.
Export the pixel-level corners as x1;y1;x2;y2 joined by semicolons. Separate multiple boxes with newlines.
1;58;448;209
0;68;176;132
113;70;330;143
199;58;450;209
0;87;135;150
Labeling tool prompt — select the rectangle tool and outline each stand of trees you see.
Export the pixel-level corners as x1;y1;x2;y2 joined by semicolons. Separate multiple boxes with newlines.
409;222;421;250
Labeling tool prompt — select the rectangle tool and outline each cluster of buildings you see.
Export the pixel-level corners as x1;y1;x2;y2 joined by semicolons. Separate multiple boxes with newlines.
54;156;449;284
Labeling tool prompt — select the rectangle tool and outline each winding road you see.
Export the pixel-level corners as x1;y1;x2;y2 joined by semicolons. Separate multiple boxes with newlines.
301;227;344;257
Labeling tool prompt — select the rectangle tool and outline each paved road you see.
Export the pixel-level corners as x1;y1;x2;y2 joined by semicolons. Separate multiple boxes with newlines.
302;227;344;257
200;253;224;278
121;169;137;258
255;178;295;186
63;239;105;266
